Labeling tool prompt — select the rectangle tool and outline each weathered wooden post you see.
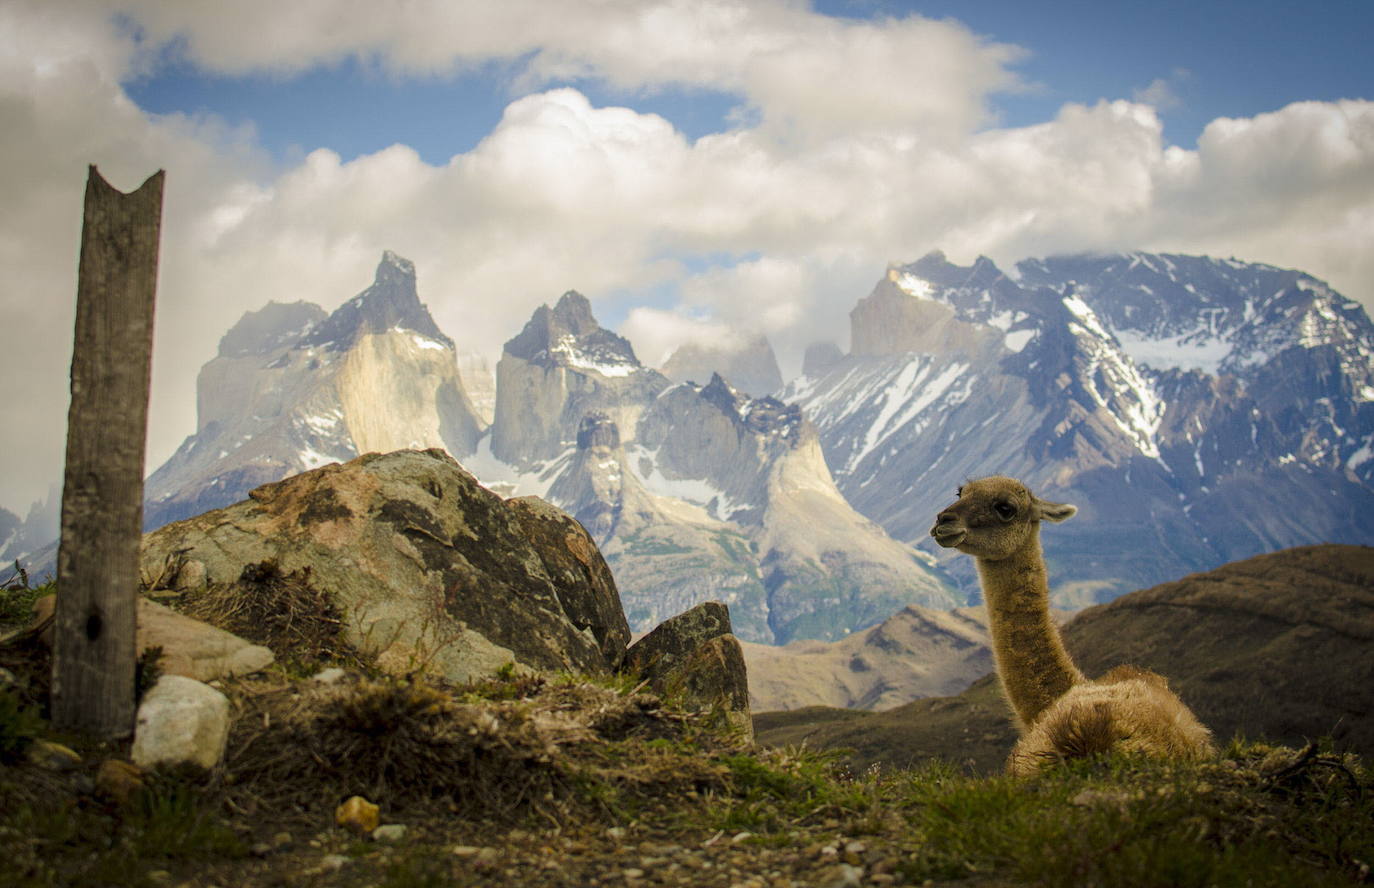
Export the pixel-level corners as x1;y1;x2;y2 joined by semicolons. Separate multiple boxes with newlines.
51;166;164;737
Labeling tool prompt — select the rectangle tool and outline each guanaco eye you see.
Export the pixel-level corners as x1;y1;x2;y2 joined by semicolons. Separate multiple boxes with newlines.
993;501;1016;520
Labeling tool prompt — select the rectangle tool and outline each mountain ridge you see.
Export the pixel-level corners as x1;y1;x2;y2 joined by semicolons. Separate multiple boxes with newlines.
785;250;1374;604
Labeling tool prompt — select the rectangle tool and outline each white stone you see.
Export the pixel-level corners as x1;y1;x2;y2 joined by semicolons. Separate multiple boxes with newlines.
131;675;230;770
372;823;408;843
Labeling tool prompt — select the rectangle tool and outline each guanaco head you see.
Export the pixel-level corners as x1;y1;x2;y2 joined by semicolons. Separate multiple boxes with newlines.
929;475;1076;560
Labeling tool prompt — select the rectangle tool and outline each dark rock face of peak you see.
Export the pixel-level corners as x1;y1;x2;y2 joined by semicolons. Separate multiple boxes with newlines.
504;290;640;370
299;251;453;351
576;413;621;451
217;301;326;359
699;373;747;417
688;376;803;445
744;397;804;444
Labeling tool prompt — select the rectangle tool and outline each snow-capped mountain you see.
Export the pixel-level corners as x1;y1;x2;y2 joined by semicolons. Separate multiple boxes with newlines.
143;251;488;530
660;334;784;398
469;292;958;643
783;251;1374;604
0;486;59;573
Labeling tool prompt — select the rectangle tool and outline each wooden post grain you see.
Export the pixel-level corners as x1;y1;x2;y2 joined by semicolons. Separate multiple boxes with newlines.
51;166;164;737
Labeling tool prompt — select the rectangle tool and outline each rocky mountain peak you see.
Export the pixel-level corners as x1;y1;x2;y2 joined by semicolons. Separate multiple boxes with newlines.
298;251;453;351
744;397;804;445
217;301;326;359
661;334;784;398
552;290;599;333
699;373;748;418
682;374;805;447
503;290;641;374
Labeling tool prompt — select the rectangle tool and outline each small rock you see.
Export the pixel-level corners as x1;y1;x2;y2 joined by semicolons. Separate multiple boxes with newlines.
731;831;754;844
817;863;863;888
450;845;482;857
95;759;145;806
272;831;293;850
335;795;380;835
622;869;645;879
0;666;19;691
318;854;351;873
311;667;347;684
372;823;407;843
606;826;628;842
26;739;82;771
131;675;231;770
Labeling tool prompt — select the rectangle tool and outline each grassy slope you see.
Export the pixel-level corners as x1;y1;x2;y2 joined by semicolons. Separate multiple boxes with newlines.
3;546;1372;886
1;665;1370;887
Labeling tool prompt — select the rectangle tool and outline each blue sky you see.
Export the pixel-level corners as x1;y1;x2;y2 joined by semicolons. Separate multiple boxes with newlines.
123;1;1374;166
1;0;1373;512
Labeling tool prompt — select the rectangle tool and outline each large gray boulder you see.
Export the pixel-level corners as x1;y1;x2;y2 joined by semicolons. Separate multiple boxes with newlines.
140;449;631;682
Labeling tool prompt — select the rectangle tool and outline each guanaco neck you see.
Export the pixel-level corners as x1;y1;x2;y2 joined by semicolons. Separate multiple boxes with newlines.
976;524;1083;730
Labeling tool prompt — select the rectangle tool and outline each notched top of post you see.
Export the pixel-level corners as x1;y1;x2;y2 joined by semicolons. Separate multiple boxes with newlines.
87;164;165;201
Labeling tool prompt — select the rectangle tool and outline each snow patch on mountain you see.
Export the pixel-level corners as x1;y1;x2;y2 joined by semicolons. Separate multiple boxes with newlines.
850;359;971;473
627;442;751;521
461;437;573;500
550;333;639;377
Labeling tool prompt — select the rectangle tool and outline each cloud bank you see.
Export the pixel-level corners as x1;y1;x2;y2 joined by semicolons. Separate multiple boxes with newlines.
1;0;1372;513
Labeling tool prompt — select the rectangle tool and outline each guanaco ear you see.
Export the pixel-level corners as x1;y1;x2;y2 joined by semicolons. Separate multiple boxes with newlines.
1032;496;1077;523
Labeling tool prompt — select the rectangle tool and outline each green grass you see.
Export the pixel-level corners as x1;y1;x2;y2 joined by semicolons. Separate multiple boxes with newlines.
0;658;1367;887
0;576;51;632
0;690;43;763
3;772;247;887
891;745;1371;887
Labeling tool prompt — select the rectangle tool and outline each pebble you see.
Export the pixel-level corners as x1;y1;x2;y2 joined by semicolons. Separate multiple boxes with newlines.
373;823;408;843
26;739;82;771
95;759;145;807
816;862;864;888
335;795;380;835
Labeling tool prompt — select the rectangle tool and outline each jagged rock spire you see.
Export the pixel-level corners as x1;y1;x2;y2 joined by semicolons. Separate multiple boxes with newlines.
299;251;453;351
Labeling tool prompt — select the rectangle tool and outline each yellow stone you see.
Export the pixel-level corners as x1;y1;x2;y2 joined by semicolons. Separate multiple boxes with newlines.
335;795;380;835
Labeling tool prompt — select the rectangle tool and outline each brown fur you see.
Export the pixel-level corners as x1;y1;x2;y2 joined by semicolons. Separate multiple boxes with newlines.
931;476;1214;775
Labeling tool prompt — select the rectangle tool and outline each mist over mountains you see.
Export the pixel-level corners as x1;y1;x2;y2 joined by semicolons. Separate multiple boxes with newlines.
7;248;1370;642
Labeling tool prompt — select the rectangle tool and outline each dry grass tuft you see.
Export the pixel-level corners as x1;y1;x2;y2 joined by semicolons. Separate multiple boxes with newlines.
179;560;363;670
222;673;736;827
